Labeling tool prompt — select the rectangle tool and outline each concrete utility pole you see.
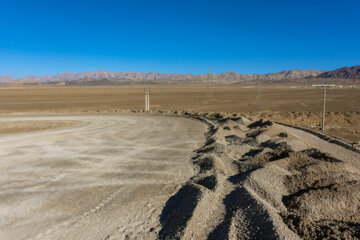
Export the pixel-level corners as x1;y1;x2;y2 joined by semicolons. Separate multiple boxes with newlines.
144;88;150;111
256;76;260;99
207;67;213;99
322;88;326;132
160;78;164;96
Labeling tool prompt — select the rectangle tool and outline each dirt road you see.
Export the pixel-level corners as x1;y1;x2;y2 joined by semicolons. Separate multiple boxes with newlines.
0;114;205;239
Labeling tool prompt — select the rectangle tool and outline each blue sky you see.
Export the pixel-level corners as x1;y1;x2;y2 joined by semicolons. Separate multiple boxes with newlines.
0;0;359;78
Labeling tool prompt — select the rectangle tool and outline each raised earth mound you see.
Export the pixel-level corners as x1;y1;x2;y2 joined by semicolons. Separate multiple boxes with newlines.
158;114;360;240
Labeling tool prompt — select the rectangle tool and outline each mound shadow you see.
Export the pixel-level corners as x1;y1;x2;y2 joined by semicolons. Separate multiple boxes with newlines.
158;184;202;240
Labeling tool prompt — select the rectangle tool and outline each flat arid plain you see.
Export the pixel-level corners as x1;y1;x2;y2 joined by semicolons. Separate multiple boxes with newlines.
1;86;360;239
1;85;360;141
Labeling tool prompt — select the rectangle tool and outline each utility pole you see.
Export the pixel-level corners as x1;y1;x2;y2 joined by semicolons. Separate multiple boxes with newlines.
322;88;326;132
160;78;164;96
256;76;259;99
207;67;213;99
144;88;150;111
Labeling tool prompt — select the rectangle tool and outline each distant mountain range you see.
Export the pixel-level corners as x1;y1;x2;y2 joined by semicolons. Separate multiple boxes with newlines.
0;76;15;83
0;65;358;85
0;70;324;83
316;65;360;79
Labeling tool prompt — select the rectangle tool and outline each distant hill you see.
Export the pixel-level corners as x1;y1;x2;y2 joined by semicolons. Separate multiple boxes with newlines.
317;65;360;79
0;76;14;83
3;67;359;86
65;78;113;86
1;69;324;84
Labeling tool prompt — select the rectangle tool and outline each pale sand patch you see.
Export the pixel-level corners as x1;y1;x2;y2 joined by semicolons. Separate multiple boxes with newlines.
0;114;206;240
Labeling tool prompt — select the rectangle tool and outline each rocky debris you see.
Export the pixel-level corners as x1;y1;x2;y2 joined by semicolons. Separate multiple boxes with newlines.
158;114;360;239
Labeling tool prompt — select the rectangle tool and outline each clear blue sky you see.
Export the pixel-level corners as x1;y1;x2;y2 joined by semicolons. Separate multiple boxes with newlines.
0;0;359;78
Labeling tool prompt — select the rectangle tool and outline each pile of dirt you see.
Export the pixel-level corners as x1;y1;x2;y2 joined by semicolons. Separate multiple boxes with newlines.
249;111;360;143
162;109;360;145
158;114;360;239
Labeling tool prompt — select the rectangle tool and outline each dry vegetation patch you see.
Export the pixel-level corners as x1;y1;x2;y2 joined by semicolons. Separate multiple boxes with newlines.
0;120;81;134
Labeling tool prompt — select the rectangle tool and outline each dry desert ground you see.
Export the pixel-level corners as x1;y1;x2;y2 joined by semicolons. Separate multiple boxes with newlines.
1;85;359;142
0;86;359;239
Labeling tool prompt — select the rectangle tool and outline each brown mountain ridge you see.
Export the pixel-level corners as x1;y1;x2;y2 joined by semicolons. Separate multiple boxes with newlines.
0;65;359;85
317;65;360;79
2;69;323;83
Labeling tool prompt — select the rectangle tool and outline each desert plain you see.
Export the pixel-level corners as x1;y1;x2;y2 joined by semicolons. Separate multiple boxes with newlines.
0;85;359;239
1;85;359;142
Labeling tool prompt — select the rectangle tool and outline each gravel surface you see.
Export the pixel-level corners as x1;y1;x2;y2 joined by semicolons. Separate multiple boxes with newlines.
0;114;205;239
157;115;360;240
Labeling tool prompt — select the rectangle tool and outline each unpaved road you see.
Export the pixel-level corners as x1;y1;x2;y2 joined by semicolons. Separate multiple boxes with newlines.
0;114;205;240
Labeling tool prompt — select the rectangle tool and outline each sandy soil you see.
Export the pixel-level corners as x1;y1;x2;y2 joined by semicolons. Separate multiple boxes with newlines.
1;86;359;113
0;86;359;142
0;114;205;239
